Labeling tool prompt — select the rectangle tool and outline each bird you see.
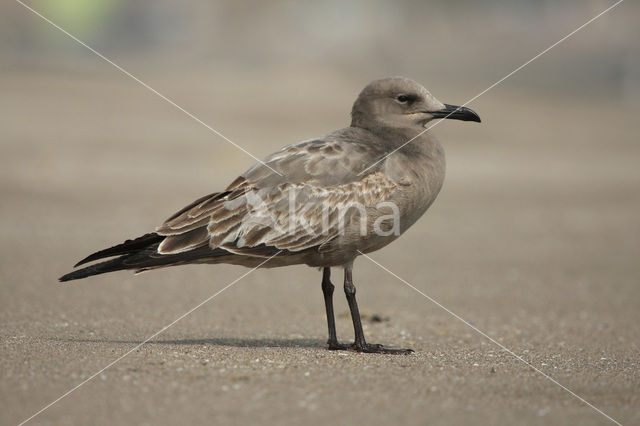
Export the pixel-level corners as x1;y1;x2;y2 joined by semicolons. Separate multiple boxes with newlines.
59;77;480;354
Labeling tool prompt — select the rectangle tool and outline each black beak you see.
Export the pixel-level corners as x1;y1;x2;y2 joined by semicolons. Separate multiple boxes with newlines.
430;104;481;123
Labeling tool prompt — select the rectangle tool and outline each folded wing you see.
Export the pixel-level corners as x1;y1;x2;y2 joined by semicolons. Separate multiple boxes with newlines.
156;130;396;257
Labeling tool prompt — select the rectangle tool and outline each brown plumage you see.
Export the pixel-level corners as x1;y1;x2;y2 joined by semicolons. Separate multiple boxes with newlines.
60;77;480;354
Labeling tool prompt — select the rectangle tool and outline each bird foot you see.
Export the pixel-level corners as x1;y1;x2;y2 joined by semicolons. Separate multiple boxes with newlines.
327;341;351;351
328;341;413;355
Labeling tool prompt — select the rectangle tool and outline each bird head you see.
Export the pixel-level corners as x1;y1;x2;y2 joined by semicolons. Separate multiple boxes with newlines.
351;77;480;131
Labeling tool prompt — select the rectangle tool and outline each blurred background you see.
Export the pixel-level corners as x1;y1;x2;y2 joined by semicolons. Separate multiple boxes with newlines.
1;1;639;425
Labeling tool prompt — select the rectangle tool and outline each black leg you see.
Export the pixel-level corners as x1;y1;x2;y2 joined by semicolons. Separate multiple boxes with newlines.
342;264;413;355
321;268;348;350
343;266;367;348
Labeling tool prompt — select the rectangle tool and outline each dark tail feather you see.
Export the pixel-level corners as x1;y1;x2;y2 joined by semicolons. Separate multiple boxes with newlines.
60;256;131;282
60;244;229;282
74;233;163;267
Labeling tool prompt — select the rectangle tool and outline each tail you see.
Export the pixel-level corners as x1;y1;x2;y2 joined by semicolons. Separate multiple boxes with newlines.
59;233;164;282
59;232;229;282
72;233;164;267
59;255;139;282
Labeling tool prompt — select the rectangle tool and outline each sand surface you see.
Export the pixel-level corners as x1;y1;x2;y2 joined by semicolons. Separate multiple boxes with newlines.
1;70;639;425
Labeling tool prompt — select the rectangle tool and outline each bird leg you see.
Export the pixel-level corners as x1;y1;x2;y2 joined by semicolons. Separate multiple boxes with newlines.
321;268;349;350
342;264;413;354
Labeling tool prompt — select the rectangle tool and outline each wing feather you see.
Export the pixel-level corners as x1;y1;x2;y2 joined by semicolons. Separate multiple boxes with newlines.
155;128;398;257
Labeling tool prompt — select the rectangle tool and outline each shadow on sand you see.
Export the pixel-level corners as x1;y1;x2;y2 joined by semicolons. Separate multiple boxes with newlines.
56;336;327;349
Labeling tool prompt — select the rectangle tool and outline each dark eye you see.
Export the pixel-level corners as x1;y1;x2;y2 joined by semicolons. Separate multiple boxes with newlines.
396;95;411;104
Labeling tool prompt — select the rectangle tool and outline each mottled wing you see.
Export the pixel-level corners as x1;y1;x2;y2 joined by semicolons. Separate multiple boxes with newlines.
155;128;395;257
242;128;387;188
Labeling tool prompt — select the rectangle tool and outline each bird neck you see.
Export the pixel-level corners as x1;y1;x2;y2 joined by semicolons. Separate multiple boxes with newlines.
351;120;435;153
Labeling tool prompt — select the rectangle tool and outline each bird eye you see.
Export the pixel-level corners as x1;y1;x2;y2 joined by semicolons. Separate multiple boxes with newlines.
396;95;410;104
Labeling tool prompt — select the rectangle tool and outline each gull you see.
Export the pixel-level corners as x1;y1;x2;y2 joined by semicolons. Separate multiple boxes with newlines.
60;77;480;354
